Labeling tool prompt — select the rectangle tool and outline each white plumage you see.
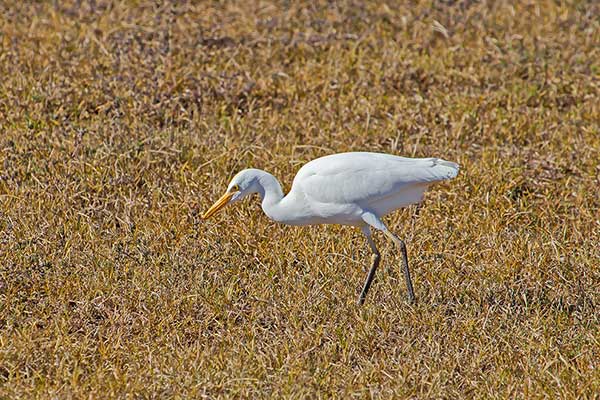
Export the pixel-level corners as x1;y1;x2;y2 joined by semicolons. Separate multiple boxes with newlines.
203;152;459;304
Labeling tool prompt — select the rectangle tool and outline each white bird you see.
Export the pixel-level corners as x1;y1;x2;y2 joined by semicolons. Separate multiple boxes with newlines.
203;152;459;304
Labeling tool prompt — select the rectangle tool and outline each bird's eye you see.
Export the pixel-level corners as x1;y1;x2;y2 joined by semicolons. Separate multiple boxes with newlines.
231;184;239;192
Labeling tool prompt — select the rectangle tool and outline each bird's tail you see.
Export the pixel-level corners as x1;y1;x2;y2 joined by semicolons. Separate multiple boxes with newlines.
432;158;460;180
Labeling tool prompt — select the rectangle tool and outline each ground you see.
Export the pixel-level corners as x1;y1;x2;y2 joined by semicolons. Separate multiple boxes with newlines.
0;0;598;398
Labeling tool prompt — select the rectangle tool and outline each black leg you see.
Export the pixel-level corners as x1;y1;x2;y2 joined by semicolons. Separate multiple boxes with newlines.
399;239;416;304
383;231;416;304
358;253;380;305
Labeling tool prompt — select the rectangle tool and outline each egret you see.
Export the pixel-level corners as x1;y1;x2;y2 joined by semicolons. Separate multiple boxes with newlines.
203;152;459;304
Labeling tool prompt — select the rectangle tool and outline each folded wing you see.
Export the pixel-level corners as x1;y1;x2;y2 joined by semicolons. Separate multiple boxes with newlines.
293;152;459;207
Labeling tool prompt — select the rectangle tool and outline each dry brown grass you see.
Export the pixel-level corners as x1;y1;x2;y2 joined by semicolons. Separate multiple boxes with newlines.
1;0;599;398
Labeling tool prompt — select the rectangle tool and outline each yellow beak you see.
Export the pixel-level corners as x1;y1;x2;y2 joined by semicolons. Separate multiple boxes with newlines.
202;192;235;219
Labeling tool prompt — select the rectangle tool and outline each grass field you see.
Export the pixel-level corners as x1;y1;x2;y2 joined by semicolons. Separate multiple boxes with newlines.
1;0;599;398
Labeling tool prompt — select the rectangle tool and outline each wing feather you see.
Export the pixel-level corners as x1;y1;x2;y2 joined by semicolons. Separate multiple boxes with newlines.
292;152;458;206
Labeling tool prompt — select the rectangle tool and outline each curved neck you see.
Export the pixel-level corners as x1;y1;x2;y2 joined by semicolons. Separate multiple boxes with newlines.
254;170;286;221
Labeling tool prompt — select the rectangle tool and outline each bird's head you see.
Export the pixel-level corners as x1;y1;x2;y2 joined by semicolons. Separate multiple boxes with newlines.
202;169;262;219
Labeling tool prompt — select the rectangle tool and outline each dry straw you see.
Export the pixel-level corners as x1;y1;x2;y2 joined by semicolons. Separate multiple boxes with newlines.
0;1;598;398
